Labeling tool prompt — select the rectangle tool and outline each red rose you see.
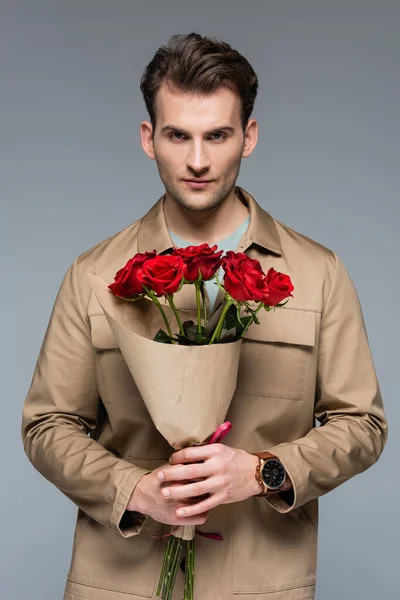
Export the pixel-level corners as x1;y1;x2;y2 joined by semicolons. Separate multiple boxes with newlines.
173;243;223;282
221;251;270;303
265;267;294;306
108;250;156;298
142;254;185;296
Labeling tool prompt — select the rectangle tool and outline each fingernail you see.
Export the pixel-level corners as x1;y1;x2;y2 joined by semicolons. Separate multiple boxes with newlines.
162;489;170;497
157;472;165;481
177;509;185;516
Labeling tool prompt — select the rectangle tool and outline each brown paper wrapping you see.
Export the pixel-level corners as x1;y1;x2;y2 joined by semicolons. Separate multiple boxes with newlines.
87;268;242;540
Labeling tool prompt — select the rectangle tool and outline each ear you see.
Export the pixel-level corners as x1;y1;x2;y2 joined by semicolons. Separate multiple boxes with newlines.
242;118;258;159
141;120;156;160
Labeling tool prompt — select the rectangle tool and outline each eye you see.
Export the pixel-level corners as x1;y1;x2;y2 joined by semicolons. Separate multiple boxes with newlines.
168;131;227;142
209;132;226;141
169;132;186;141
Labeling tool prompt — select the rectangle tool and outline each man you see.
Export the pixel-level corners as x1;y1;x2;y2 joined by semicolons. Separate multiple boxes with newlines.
22;33;387;600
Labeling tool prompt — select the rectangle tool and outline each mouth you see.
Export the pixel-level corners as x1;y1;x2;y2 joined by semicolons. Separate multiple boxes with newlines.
182;179;213;189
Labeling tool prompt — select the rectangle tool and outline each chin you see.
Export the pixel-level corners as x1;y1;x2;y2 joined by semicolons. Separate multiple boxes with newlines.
177;188;226;211
184;198;222;212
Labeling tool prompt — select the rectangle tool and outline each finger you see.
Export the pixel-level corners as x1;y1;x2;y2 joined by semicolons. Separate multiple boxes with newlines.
160;480;208;500
161;481;209;501
188;494;209;503
161;476;221;501
158;462;214;483
175;510;210;526
169;444;224;465
176;495;220;518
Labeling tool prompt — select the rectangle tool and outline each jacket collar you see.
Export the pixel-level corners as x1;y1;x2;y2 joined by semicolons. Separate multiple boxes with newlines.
137;186;282;256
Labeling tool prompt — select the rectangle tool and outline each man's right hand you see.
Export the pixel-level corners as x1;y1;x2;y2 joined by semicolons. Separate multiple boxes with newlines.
127;463;210;526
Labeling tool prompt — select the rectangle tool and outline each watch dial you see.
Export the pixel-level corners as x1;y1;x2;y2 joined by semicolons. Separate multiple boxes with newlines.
261;459;286;489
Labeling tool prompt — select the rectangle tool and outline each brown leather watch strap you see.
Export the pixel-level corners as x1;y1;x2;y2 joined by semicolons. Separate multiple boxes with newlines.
254;451;276;460
252;451;284;496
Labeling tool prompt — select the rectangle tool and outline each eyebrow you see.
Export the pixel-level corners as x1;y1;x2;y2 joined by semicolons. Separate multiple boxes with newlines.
161;125;235;135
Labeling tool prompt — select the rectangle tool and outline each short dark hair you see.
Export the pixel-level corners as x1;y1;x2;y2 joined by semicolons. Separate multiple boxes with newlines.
140;32;258;133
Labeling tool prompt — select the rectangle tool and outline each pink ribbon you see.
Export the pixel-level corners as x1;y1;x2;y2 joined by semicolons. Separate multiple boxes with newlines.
208;421;232;445
153;421;232;541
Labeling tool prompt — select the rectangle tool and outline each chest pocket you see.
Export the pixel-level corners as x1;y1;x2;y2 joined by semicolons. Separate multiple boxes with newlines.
237;307;316;401
87;286;146;403
88;290;316;403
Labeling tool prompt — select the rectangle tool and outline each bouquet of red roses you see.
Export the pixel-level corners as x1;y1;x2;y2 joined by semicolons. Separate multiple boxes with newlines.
87;243;293;600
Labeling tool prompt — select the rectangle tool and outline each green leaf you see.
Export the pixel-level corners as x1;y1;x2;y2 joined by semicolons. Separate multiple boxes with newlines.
173;332;208;345
275;299;289;308
174;334;192;345
236;303;244;326
224;303;242;331
194;332;208;344
240;315;253;331
153;329;175;344
182;320;206;342
219;314;254;342
235;316;254;339
182;320;196;337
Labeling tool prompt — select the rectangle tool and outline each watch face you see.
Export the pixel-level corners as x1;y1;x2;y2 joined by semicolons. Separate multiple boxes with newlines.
261;459;286;489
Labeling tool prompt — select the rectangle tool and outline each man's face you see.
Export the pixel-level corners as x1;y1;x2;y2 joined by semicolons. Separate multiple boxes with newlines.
141;82;256;212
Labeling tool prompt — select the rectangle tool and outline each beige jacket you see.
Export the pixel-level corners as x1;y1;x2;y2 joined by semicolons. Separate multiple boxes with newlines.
21;186;388;600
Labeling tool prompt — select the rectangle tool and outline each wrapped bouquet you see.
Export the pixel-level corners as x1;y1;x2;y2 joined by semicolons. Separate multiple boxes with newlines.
87;243;294;600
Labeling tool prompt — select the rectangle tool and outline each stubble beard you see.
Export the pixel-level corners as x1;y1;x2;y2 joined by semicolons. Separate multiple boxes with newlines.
156;160;242;214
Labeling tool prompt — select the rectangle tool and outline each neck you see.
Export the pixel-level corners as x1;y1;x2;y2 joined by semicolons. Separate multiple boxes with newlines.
164;186;249;245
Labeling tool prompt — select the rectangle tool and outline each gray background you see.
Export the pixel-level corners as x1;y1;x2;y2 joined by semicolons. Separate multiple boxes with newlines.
2;1;398;598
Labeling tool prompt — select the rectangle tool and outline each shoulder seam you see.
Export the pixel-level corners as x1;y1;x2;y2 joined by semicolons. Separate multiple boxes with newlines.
274;218;335;255
76;219;141;262
72;257;90;329
322;251;338;316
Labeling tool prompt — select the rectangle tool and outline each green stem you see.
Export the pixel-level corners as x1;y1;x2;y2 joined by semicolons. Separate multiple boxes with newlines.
200;282;207;326
214;270;225;295
195;282;202;334
183;554;188;600
166;294;185;336
165;536;183;600
184;539;193;600
190;537;195;599
159;536;174;599
146;289;175;341
241;302;264;336
208;299;232;344
161;536;177;600
156;535;174;597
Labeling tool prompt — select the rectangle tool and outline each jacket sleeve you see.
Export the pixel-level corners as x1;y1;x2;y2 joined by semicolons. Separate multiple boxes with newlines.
21;258;152;537
263;252;388;513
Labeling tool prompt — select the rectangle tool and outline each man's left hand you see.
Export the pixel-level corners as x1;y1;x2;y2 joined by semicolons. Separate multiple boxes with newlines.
156;444;293;519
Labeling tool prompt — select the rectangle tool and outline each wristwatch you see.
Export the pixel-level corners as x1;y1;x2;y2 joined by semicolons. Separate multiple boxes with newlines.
252;451;287;496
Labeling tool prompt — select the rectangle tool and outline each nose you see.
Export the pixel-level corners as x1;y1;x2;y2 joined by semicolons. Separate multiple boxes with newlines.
186;139;211;175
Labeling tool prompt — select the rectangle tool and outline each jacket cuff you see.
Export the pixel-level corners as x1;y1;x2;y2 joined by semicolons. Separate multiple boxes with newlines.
111;467;152;537
257;444;304;514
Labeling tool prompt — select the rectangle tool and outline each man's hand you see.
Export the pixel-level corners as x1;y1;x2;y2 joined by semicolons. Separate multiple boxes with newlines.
157;444;293;519
126;462;211;526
